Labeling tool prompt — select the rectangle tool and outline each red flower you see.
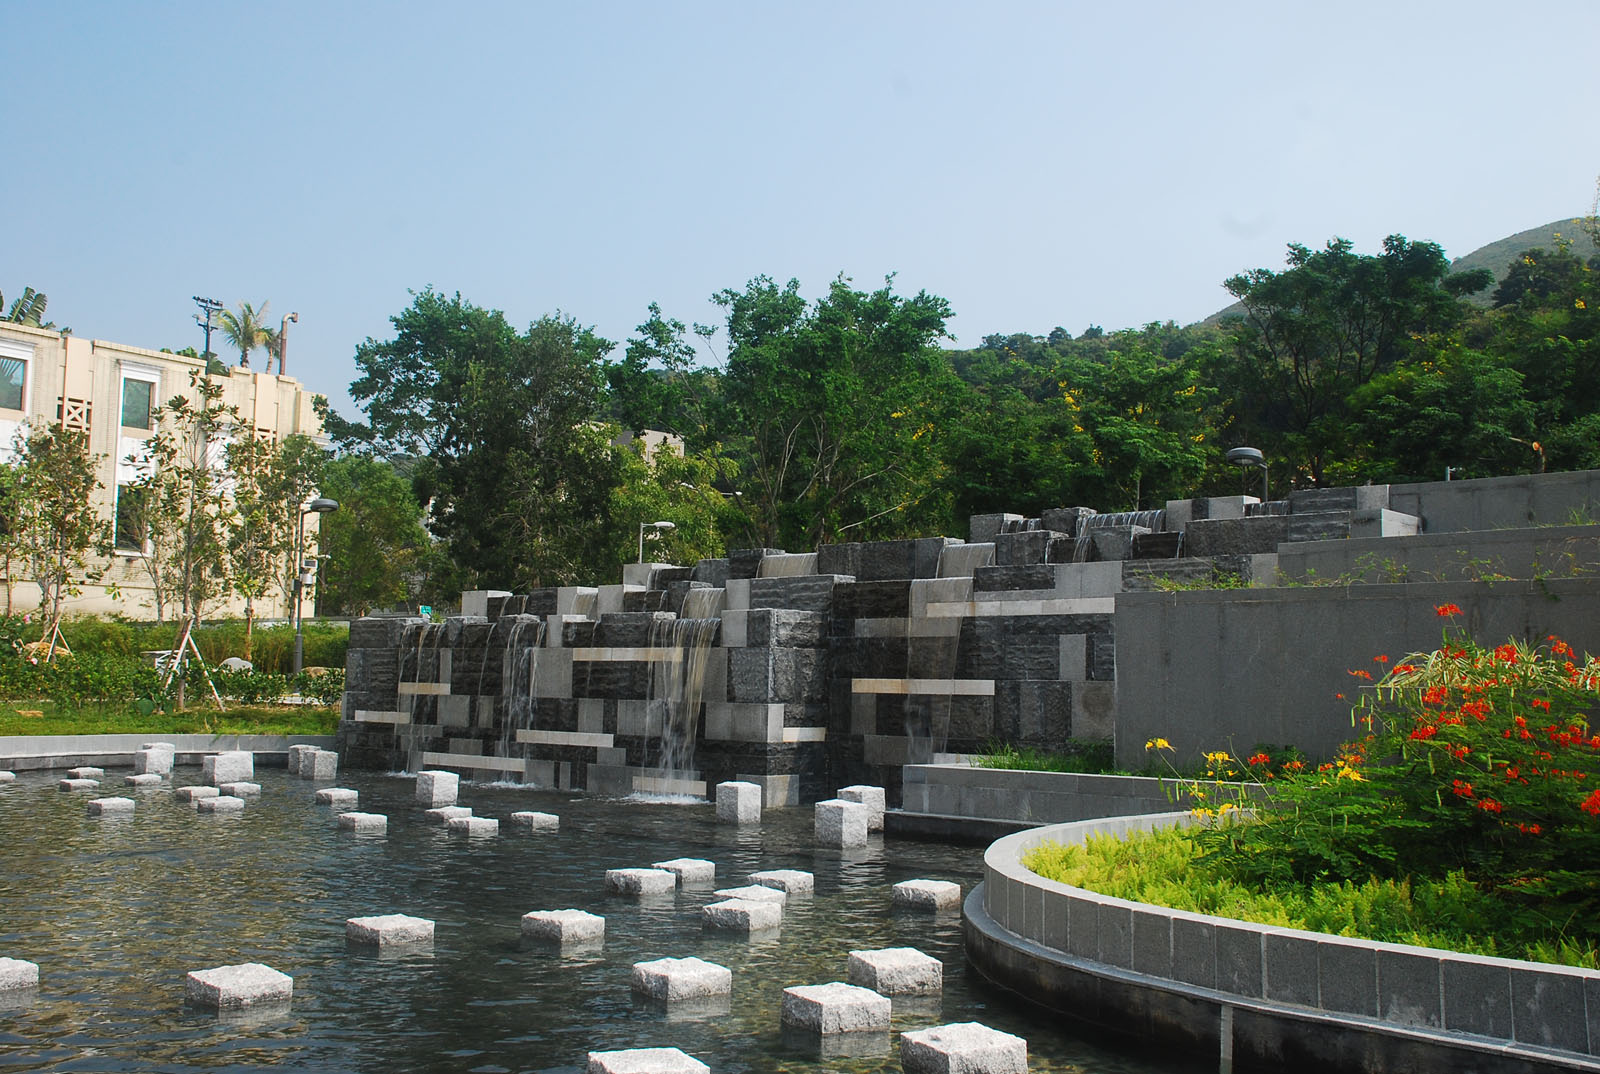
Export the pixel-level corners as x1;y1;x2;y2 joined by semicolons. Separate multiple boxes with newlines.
1247;752;1270;766
1581;789;1600;816
1374;654;1389;664
1436;603;1463;618
1477;798;1504;814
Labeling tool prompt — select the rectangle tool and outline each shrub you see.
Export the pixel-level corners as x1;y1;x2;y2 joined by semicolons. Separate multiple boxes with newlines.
207;666;290;705
292;667;345;704
1192;606;1600;944
44;651;163;711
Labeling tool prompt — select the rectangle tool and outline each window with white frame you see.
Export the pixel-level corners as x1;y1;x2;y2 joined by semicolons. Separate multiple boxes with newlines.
119;365;160;430
0;340;29;412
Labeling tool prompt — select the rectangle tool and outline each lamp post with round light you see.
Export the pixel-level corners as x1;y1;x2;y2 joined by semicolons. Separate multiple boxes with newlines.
293;497;339;674
637;520;676;563
1225;446;1269;503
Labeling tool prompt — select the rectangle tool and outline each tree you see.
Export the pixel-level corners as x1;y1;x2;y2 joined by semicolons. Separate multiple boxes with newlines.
316;454;430;616
3;286;51;328
336;289;627;588
9;422;109;638
1220;236;1483;486
225;433;325;658
714;274;956;548
217;301;271;370
120;371;240;624
0;461;19;614
605;303;718;445
608;441;744;567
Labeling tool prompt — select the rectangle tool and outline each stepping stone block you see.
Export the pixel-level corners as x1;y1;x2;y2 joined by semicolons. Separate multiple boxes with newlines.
305;750;339;780
893;879;962;911
203;751;253;786
652;858;715;884
520;909;605;943
447;816;498;836
346;913;434;947
287;744;319;777
338;812;388;834
58;779;99;792
0;772;14;783
135;743;176;776
87;797;136;816
219;782;261;797
415;770;459;807
197;795;245;814
184;962;293;1009
714;884;785;906
715;780;761;824
424;806;472;824
815;799;868;848
848;947;943;995
631;956;732;1002
124;773;163;787
701;898;781;932
837;785;886;832
780;981;891;1034
749;869;814;895
316;788;359;805
67;766;104;779
586;1048;709;1074
900;1021;1028;1074
0;958;39;991
176;786;219;802
605;868;676;895
510;810;559;830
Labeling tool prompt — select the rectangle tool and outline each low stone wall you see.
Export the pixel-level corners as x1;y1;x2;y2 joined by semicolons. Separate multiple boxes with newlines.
0;734;336;772
899;763;1180;824
1276;523;1600;584
968;813;1600;1073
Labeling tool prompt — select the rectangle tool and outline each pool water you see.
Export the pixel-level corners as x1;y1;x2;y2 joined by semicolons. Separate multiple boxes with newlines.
0;768;1198;1073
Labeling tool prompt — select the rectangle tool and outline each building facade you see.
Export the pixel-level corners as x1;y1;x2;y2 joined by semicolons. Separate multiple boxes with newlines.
0;321;327;620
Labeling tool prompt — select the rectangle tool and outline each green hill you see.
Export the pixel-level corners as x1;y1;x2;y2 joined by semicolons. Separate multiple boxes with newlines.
1204;218;1599;323
1448;218;1599;306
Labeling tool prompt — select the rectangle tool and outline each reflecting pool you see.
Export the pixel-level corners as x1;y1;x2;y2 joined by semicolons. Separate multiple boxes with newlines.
0;769;1201;1072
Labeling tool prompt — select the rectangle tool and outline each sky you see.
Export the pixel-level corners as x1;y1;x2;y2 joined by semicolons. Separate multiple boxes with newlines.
7;1;1598;420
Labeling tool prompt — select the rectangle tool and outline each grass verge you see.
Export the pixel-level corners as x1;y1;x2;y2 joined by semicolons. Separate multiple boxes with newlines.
0;700;338;737
1023;825;1598;968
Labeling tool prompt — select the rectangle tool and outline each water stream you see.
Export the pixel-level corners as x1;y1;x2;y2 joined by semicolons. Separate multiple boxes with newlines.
646;616;720;779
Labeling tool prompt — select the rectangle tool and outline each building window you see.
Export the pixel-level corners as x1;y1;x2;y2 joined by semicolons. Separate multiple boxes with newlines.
121;376;155;430
113;484;148;553
0;356;24;411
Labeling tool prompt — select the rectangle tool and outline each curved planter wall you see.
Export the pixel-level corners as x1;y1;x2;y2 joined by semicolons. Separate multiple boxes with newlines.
968;813;1600;1074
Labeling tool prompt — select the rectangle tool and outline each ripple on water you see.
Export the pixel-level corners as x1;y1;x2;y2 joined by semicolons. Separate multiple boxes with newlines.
0;769;1203;1073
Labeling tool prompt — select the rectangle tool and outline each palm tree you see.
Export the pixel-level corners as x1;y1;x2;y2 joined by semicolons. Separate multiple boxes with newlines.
218;300;271;369
3;287;51;327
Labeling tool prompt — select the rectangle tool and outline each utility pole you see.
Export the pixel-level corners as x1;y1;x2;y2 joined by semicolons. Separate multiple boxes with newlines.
193;296;222;365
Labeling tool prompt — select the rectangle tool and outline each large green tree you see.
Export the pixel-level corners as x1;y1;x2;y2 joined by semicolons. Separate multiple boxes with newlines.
316;455;431;616
9;421;110;637
714;274;955;548
1220;236;1490;486
334;289;625;588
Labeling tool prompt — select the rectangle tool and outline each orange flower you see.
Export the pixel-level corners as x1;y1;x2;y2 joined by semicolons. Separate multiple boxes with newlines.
1435;603;1463;617
1581;789;1600;816
1247;752;1270;766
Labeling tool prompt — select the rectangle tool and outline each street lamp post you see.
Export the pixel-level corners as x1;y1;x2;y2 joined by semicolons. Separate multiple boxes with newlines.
293;497;339;674
1225;446;1269;503
637;520;676;563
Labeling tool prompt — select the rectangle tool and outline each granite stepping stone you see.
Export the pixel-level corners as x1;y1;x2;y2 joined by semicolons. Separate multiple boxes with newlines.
184;962;292;1009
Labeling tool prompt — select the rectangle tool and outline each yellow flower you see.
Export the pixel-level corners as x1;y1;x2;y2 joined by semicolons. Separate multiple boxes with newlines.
1336;766;1365;782
1145;737;1173;751
1577;299;1588;310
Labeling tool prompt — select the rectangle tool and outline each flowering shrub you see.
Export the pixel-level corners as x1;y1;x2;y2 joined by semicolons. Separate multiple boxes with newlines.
1198;606;1600;940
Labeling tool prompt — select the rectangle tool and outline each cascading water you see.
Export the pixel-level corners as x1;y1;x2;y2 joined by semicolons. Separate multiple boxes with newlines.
757;552;817;577
395;621;443;773
496;615;547;759
679;587;726;620
936;542;995;578
645;615;720;784
1082;509;1167;531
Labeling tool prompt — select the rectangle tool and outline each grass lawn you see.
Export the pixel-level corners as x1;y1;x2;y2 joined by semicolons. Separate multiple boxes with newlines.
0;700;339;738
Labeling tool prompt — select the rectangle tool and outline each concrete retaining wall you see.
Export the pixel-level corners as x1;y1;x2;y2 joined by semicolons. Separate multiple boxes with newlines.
969;813;1600;1073
0;734;336;771
1388;470;1600;534
1113;577;1600;769
1276;524;1600;584
900;763;1181;824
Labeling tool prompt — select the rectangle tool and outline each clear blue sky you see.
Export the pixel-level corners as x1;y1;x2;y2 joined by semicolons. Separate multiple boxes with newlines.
8;1;1597;419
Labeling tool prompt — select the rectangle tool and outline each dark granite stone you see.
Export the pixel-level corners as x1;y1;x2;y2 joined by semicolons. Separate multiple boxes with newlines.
973;565;1055;592
833;580;911;619
595;612;677;647
1131;531;1182;559
521;590;559;616
1041;507;1096;537
561;620;598;647
816;542;863;578
1182;516;1290;556
746;609;827;648
571;661;649;699
691;558;730;586
1287;510;1352;543
728;547;785;580
349;617;417;650
749;575;850;614
995;529;1069;566
1089;634;1116;680
730;648;827;703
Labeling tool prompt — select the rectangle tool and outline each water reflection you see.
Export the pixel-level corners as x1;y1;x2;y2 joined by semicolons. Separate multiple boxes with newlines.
0;769;1198;1073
